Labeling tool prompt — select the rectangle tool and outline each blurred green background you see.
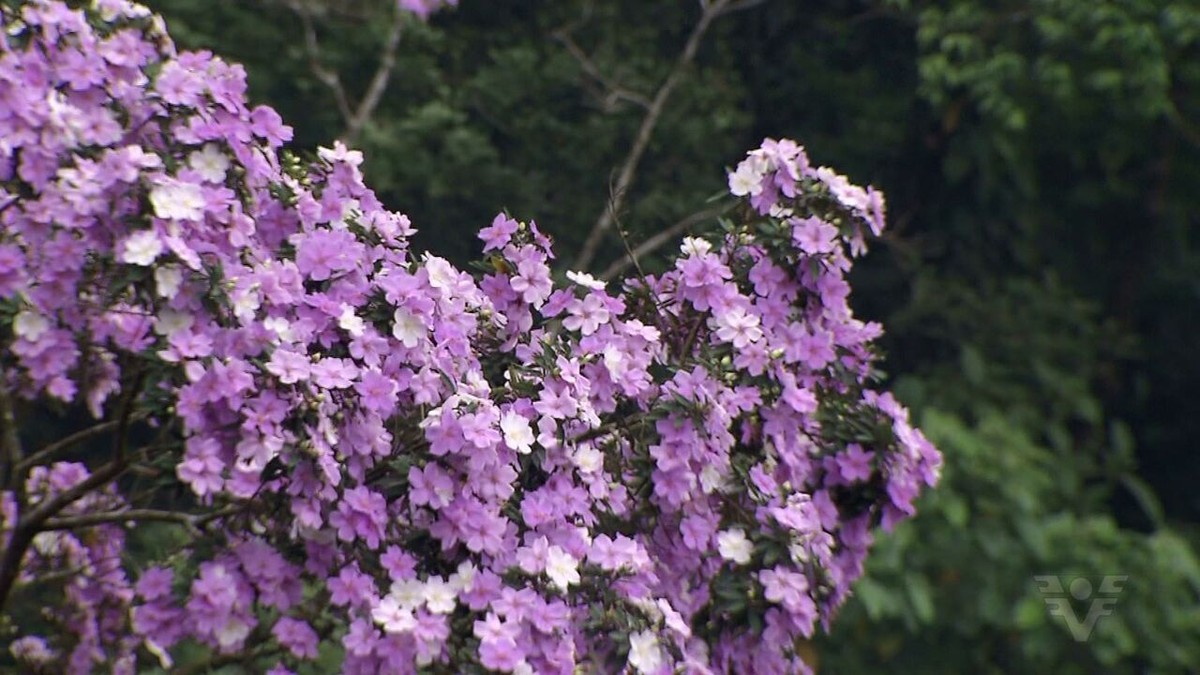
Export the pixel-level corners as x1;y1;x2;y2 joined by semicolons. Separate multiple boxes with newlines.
143;0;1200;672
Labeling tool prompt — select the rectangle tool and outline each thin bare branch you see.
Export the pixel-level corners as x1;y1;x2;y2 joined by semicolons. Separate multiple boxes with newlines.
288;0;354;124
553;30;652;111
344;5;405;144
600;206;726;281
286;0;405;145
572;0;736;272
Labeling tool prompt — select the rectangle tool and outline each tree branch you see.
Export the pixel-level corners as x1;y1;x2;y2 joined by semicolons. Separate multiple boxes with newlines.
288;0;354;124
0;365;22;492
599;206;726;281
344;6;405;144
42;506;243;536
572;0;735;272
287;0;405;145
552;29;652;111
0;457;128;612
15;415;147;476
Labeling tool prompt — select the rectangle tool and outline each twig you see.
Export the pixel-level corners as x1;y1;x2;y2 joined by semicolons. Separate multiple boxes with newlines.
600;206;725;281
572;0;735;272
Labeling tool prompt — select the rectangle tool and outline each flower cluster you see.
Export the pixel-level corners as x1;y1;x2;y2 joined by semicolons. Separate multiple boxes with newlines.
0;2;939;673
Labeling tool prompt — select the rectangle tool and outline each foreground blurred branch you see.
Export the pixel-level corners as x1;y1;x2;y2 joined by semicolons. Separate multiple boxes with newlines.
571;0;735;272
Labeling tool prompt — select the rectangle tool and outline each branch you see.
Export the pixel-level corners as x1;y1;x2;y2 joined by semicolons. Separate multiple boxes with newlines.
42;506;243;536
344;6;405;144
552;29;652;111
0;365;22;492
599;206;726;281
15;415;148;476
287;0;405;145
0;457;127;611
572;0;736;272
288;0;354;124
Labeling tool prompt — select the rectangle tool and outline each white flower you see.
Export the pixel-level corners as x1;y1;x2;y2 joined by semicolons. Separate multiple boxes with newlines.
231;287;260;323
372;595;417;634
215;617;251;649
389;578;426;610
627;630;665;674
500;411;535;454
154;265;183;298
711;306;763;349
449;561;477;592
544;546;580;591
680;236;712;257
699;464;724;495
13;310;50;341
566;270;605;290
263;316;293;342
422;576;457;614
187;143;229;183
153;309;193;337
149;179;205;221
602;344;626;378
32;532;64;556
728;158;766;197
573;445;603;474
717;528;753;565
392;307;425;348
424;255;458;292
338;304;365;337
121;230;164;266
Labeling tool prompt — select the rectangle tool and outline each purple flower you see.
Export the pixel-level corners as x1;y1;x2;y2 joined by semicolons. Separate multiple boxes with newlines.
330;486;389;549
272;617;319;659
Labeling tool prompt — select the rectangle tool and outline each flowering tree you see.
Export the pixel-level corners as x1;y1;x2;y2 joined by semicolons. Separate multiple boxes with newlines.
0;1;940;673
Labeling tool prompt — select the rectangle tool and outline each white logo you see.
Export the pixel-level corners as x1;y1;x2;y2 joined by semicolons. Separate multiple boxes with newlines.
1034;575;1127;642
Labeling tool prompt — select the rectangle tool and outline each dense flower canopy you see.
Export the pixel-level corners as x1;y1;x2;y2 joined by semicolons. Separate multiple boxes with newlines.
0;1;940;673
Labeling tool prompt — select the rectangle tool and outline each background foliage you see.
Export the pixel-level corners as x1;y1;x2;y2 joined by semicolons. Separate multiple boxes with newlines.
116;0;1200;671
